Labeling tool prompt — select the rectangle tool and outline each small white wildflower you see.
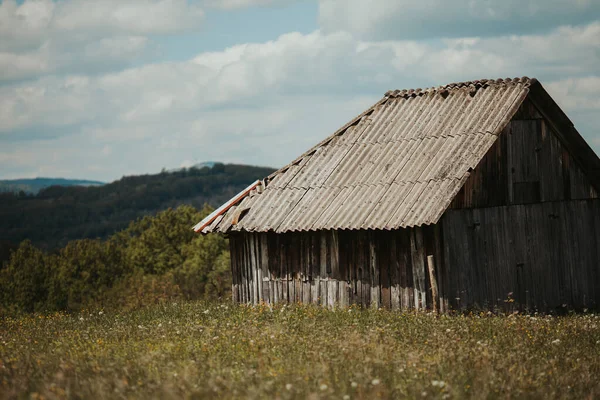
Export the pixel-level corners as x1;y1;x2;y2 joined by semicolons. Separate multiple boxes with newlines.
158;323;162;328
351;382;358;388
421;391;428;397
79;317;84;321
320;384;328;391
446;329;451;333
552;339;561;345
285;383;293;391
371;379;380;386
176;330;181;335
203;310;209;314
431;380;446;388
212;336;219;340
138;325;143;329
98;311;103;315
250;340;255;344
398;368;404;373
270;335;275;339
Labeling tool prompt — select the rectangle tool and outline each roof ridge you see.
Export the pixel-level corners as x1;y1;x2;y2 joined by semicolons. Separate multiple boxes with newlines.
267;178;470;192
384;76;536;99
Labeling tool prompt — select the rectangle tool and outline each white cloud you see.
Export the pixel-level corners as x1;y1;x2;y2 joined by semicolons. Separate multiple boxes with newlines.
0;0;203;82
51;0;204;35
0;0;204;50
0;35;150;82
318;0;600;40
1;22;600;180
547;77;600;111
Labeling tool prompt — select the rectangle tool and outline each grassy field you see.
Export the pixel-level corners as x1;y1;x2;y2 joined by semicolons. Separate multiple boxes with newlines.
1;302;600;399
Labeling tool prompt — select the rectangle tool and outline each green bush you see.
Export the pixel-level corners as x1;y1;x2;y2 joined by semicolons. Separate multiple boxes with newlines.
0;205;231;314
0;240;50;313
174;234;231;300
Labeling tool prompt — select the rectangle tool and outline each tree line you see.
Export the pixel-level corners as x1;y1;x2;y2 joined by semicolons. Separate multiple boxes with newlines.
0;205;231;315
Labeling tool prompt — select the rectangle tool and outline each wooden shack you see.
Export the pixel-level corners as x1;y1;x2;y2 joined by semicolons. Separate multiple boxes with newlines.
194;77;600;312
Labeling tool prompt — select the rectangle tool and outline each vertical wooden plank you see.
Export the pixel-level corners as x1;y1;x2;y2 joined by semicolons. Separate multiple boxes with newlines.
355;234;362;307
370;232;380;308
230;238;238;302
241;235;247;304
310;232;319;304
330;231;339;279
245;235;252;304
433;223;446;312
302;235;310;304
260;234;269;303
389;236;401;310
506;122;514;204
338;231;350;306
328;280;337;308
398;230;411;309
251;234;260;304
245;235;251;304
360;232;371;307
269;234;280;304
320;231;327;306
257;235;264;304
280;236;287;303
311;280;318;304
410;227;426;310
379;231;391;309
288;234;297;303
427;255;439;313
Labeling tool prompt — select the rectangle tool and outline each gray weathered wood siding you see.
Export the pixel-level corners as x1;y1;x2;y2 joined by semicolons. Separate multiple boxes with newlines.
451;99;597;209
229;227;446;311
443;199;600;311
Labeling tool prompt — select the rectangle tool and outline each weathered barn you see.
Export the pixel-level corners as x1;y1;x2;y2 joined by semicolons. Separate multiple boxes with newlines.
194;77;600;312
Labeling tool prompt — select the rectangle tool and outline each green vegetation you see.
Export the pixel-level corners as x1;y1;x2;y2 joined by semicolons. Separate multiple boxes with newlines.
0;205;230;315
1;302;599;399
0;163;275;262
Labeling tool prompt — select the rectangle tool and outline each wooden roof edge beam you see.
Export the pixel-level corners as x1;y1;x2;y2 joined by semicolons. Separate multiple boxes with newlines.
192;180;262;233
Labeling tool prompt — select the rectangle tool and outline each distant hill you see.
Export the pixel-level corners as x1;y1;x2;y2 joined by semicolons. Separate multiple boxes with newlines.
0;163;275;263
0;178;105;194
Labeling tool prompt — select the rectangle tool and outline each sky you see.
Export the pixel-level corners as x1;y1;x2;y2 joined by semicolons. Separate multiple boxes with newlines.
1;0;599;182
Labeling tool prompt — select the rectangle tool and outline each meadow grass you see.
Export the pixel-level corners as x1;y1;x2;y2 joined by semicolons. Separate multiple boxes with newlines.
1;302;599;399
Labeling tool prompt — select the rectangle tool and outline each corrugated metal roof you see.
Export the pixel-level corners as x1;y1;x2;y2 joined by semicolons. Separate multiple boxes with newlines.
203;77;534;233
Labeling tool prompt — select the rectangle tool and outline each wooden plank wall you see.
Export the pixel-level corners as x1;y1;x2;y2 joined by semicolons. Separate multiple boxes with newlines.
229;227;445;310
443;199;600;311
450;99;597;209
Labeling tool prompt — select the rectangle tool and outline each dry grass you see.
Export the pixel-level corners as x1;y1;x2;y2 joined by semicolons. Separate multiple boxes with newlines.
1;302;600;399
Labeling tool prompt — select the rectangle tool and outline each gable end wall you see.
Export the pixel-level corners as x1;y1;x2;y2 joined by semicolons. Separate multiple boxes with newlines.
450;98;598;209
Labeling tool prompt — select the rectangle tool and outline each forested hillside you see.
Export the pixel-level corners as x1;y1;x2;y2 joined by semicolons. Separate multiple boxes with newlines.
0;163;275;264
